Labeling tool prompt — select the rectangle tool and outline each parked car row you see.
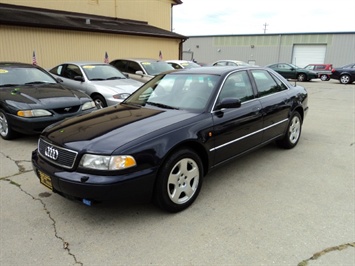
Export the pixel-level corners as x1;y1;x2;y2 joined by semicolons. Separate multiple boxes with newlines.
1;59;191;140
266;63;319;82
0;62;97;140
209;60;355;84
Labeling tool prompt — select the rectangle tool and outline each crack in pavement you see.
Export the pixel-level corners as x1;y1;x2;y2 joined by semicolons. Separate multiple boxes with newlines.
1;151;84;265
3;178;83;266
0;152;32;179
298;242;355;266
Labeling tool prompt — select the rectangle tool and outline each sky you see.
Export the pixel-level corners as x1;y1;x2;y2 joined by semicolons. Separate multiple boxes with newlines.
172;0;355;36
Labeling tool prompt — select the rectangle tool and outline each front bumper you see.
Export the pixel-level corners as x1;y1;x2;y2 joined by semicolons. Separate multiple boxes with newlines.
31;150;156;203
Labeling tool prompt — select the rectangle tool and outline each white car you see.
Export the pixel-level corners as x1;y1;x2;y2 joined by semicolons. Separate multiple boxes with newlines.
49;61;143;108
212;60;250;67
110;58;174;83
165;60;201;69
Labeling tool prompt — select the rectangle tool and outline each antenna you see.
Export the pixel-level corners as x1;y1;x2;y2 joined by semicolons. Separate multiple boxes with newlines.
263;23;268;34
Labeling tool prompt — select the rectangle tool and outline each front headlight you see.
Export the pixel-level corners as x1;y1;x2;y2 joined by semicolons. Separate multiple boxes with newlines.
17;109;52;117
82;101;96;110
79;154;136;170
113;93;130;100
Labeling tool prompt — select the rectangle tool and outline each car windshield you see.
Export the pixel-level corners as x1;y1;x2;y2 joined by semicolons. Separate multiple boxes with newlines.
341;64;355;68
289;64;300;69
124;73;219;111
82;64;126;81
180;62;201;69
141;61;174;75
0;67;57;87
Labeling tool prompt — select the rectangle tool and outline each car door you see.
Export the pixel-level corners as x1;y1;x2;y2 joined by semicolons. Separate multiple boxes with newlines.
211;70;263;165
276;63;296;79
250;69;290;142
58;64;87;92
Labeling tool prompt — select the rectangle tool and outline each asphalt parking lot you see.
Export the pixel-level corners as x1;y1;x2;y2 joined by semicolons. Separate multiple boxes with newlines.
0;79;354;266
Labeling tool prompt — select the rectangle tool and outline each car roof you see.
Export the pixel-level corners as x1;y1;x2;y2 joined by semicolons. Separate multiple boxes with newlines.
166;60;193;63
0;62;38;68
58;61;111;66
112;58;165;63
214;60;246;63
167;66;256;75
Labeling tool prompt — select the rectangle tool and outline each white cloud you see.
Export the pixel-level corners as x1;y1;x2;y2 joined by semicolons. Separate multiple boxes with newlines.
173;0;355;35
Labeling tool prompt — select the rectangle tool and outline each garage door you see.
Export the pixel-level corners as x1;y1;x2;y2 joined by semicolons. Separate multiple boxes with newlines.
292;44;327;67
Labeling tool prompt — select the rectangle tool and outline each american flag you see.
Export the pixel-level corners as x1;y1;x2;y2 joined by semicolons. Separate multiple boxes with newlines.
32;51;37;65
159;50;163;60
104;52;109;63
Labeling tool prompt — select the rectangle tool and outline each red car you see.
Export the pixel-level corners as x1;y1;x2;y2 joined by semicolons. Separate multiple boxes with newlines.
304;64;333;81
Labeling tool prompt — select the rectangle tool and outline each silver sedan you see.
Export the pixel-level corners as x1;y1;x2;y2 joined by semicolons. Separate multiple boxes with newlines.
49;61;143;108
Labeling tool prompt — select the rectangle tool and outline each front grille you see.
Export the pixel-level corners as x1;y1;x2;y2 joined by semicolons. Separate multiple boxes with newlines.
38;138;78;169
53;105;80;114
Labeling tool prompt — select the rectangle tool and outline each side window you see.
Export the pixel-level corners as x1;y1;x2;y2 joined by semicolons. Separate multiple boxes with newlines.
111;60;126;72
127;62;142;74
214;61;226;66
280;64;291;70
63;64;82;80
49;65;63;76
168;63;182;69
219;71;254;102
251;69;285;97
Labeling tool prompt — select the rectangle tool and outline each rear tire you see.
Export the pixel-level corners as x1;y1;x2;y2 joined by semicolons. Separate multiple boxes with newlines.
154;149;203;213
276;112;302;149
320;74;329;81
297;73;306;82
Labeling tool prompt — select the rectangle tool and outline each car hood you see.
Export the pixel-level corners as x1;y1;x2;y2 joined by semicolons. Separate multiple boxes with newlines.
89;79;143;93
1;84;88;108
42;104;200;154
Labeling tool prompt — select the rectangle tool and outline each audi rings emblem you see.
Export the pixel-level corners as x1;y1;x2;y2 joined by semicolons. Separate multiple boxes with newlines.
45;146;59;160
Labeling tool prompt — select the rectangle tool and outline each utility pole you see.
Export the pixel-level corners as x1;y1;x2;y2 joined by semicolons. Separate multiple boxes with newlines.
263;23;269;34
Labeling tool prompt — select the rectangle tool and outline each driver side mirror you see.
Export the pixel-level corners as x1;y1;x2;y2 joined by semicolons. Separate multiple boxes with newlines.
216;98;241;110
74;76;85;82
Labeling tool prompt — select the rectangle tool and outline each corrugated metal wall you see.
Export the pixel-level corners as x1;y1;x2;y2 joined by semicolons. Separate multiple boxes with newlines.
0;26;180;69
183;33;355;67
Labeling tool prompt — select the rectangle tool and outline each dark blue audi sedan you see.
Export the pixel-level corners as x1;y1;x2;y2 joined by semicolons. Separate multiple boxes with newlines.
32;66;308;212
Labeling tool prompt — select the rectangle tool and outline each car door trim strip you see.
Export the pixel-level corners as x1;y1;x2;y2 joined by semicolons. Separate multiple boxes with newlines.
210;118;288;152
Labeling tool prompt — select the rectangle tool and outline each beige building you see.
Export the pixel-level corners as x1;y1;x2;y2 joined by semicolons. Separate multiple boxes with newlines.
0;0;186;68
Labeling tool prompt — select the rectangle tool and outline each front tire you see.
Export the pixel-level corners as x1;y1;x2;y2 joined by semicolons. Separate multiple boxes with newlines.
0;110;17;140
154;149;203;213
340;74;351;84
276;112;302;149
92;95;107;108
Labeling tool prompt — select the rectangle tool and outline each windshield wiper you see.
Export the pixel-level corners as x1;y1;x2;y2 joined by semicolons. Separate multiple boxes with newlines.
90;78;105;81
146;101;179;110
25;81;49;85
0;84;21;87
106;76;124;80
